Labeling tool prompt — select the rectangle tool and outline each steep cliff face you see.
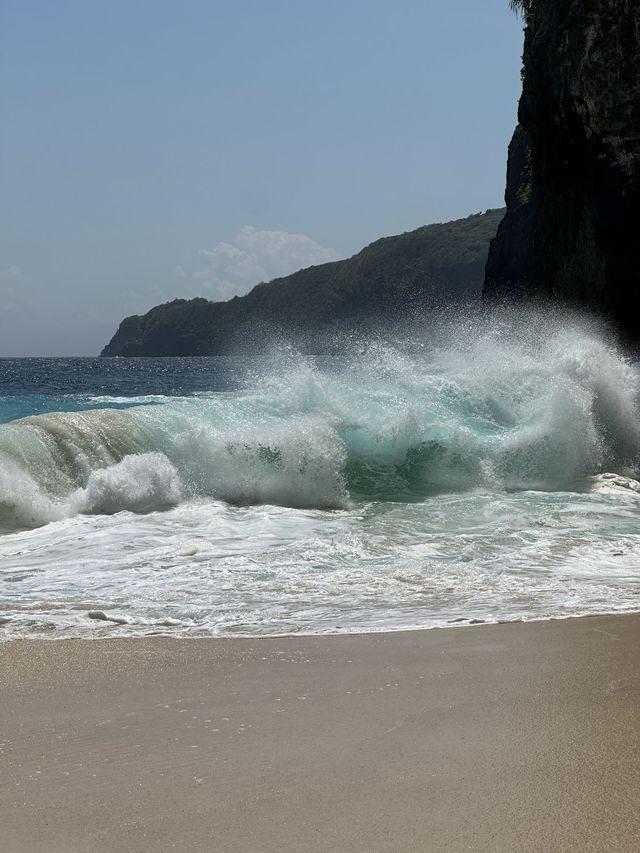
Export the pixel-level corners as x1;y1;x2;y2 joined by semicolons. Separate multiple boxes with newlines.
485;0;640;333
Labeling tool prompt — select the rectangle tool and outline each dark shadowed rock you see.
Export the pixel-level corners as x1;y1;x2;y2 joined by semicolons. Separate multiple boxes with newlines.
485;0;640;336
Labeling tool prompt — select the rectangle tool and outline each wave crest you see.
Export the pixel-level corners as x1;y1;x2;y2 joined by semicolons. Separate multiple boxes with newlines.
1;313;639;531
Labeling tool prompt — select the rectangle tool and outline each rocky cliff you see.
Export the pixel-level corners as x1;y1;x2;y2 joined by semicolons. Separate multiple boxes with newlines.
485;0;640;334
102;209;503;357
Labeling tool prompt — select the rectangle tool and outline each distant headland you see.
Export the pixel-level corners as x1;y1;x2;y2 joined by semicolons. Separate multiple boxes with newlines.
101;209;503;357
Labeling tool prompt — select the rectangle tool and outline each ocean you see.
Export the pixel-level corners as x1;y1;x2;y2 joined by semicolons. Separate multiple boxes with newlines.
2;312;640;638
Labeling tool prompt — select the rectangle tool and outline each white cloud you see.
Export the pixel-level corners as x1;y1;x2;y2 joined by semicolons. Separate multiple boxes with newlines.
190;226;340;301
0;265;25;282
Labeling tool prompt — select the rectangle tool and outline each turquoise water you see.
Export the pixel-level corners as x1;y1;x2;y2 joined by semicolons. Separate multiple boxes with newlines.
2;315;640;638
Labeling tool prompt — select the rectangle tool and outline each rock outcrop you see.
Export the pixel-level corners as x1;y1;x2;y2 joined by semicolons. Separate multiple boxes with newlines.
485;0;640;335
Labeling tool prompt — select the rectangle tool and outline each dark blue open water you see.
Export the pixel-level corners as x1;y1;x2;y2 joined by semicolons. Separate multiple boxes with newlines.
0;357;245;423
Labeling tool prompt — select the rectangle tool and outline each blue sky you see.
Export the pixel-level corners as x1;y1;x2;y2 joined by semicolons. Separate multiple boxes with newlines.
0;0;524;355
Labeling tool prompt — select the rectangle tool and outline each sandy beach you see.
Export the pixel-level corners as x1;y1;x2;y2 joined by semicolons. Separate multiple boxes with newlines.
2;615;640;852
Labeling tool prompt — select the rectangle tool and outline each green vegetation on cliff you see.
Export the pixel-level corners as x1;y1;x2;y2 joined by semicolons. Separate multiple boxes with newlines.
509;0;532;16
102;209;503;357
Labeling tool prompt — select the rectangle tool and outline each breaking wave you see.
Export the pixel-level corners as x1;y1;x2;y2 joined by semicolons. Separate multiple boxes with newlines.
1;312;639;532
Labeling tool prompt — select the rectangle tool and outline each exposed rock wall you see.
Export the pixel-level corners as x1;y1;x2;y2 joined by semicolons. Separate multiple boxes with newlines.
485;0;640;334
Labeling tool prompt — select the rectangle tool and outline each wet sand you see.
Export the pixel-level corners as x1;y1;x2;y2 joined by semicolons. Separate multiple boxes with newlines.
2;614;640;852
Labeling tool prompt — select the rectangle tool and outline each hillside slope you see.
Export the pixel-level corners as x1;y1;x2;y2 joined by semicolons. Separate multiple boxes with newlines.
102;209;503;356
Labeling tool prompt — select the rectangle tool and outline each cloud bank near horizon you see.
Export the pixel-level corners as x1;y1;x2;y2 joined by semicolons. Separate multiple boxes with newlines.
185;226;341;302
0;227;341;355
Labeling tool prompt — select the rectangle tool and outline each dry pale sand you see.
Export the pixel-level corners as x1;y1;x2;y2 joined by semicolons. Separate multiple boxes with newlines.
2;615;640;853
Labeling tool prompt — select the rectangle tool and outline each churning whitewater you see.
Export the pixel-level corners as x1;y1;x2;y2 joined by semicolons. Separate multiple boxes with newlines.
2;313;640;637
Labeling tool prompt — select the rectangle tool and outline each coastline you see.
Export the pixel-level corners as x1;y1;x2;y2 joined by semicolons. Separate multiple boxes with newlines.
3;614;640;852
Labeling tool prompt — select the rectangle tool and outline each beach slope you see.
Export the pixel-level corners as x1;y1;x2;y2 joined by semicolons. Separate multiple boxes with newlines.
2;615;640;852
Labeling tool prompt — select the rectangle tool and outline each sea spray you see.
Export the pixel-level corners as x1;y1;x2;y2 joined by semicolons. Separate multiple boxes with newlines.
1;311;639;532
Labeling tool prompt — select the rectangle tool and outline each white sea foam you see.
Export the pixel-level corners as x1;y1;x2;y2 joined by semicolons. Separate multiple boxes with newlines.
69;452;183;516
1;312;640;637
1;311;639;532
